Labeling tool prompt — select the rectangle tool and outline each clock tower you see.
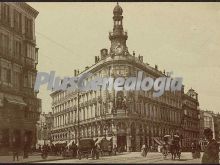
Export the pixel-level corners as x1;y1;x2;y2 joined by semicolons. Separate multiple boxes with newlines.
109;3;129;56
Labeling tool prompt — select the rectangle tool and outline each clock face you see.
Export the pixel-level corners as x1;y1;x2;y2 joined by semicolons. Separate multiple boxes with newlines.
115;44;123;54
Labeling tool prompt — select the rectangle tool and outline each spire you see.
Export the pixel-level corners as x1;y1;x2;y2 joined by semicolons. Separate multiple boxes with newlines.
109;3;128;56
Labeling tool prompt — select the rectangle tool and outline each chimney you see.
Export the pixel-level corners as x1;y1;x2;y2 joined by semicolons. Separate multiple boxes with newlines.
100;48;108;59
139;55;143;62
74;69;77;76
95;56;98;63
133;51;135;57
155;65;158;70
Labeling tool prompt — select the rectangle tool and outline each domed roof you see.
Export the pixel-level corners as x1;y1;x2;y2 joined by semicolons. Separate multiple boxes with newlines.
113;3;123;15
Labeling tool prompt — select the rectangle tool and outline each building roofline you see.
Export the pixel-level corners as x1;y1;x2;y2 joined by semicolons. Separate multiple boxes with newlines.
13;2;39;18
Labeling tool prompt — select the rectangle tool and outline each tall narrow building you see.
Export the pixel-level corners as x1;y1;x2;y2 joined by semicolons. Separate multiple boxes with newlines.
50;3;200;152
0;2;41;153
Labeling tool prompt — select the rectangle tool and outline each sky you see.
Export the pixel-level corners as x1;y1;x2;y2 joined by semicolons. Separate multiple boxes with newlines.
28;2;220;114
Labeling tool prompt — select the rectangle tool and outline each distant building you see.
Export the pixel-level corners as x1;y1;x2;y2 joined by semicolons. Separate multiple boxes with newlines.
0;2;41;153
181;88;200;150
213;113;220;142
36;112;53;146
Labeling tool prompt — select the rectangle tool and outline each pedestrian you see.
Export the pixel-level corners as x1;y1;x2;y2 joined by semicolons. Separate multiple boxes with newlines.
39;145;41;152
191;140;196;159
113;145;117;155
12;139;20;161
95;144;101;159
108;144;112;156
202;128;219;164
141;144;147;157
71;141;77;158
23;141;29;159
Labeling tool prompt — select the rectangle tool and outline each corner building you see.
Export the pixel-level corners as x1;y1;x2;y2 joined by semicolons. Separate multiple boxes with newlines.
0;3;41;153
50;4;200;152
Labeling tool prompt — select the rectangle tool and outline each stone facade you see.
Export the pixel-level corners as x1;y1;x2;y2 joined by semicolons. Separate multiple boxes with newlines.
0;2;41;154
50;3;200;152
181;89;200;151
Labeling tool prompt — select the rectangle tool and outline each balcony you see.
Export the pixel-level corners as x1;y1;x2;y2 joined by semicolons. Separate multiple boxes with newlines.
0;50;12;61
24;32;34;41
24;57;35;69
109;31;128;38
22;87;35;96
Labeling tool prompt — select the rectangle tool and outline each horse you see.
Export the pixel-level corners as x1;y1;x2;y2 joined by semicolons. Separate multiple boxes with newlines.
161;143;169;159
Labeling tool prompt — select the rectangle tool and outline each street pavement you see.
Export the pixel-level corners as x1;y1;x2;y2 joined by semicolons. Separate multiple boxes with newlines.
0;153;63;163
37;152;203;164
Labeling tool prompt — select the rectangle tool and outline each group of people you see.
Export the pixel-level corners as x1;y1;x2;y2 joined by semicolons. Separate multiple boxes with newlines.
12;141;31;161
38;143;67;156
139;128;219;164
191;128;220;164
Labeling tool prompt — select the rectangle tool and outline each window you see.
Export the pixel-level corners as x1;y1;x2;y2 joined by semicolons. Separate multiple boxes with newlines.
14;71;20;89
1;3;10;25
25;17;33;39
14;40;21;57
23;73;28;87
14;10;22;33
0;33;9;55
2;68;11;83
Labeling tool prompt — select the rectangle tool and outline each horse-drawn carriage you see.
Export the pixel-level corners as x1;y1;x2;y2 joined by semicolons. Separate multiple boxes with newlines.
95;137;112;156
77;138;96;160
161;135;181;160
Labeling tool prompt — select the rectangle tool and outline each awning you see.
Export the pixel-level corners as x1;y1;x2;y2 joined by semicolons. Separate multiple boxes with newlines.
106;137;112;141
37;140;50;145
67;140;74;147
4;95;26;106
158;138;164;145
59;140;67;144
95;137;105;144
153;137;163;145
36;140;44;146
93;137;98;141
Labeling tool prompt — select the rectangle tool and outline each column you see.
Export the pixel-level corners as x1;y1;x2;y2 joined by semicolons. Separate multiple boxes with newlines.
112;123;117;147
126;127;131;152
135;127;141;151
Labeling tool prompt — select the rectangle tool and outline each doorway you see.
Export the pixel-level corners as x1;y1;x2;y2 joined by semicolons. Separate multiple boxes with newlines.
117;135;126;152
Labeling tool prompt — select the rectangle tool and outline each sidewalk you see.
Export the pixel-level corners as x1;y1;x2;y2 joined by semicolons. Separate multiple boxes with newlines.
0;155;64;163
0;152;130;163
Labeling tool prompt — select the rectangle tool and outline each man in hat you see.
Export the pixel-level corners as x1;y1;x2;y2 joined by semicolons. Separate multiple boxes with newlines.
202;128;219;164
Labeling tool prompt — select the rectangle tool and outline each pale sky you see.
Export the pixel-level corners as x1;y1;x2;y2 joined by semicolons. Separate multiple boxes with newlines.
28;2;220;114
